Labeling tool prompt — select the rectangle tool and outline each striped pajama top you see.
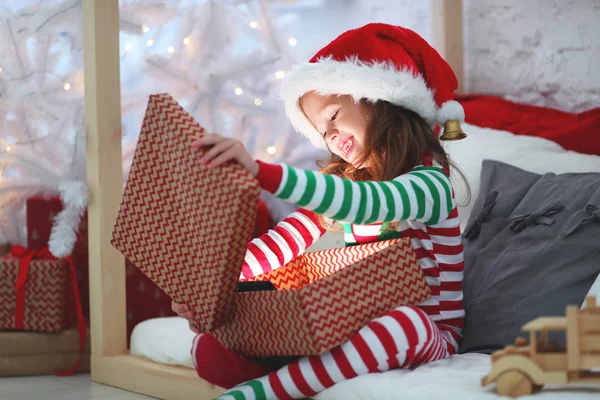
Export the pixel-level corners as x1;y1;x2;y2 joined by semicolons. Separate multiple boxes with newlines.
240;160;465;352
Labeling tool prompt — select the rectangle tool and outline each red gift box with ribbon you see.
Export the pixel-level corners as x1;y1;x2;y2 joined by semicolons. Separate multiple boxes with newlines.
0;246;86;375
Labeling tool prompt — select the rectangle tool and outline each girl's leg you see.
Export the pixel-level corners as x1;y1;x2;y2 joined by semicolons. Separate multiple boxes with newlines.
192;333;280;389
215;305;450;400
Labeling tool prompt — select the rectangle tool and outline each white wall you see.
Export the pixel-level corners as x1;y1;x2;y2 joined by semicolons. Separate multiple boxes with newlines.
464;0;600;112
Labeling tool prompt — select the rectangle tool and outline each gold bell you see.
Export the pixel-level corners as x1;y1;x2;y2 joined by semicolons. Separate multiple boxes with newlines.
440;120;467;141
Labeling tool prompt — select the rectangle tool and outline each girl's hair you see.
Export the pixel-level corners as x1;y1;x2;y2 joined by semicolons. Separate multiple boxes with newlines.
313;98;470;230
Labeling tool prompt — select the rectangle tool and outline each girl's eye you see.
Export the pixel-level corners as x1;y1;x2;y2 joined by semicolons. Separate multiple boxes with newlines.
331;110;339;121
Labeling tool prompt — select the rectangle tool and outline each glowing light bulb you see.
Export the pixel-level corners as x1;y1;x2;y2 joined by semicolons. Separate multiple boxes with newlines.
249;21;258;29
183;37;191;45
142;25;149;33
167;46;175;54
5;146;11;152
275;70;285;79
267;146;277;155
235;88;243;96
0;67;3;74
254;98;263;106
288;38;297;46
63;82;71;91
125;43;132;51
146;39;154;47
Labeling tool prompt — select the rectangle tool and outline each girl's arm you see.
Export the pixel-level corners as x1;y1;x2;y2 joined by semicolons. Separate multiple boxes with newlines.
240;207;326;279
257;161;454;226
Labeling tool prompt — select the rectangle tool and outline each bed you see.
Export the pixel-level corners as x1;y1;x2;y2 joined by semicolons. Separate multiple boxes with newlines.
84;0;600;399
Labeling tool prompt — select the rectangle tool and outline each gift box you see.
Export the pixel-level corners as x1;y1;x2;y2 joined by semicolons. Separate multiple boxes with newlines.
111;94;432;356
0;328;90;376
0;247;71;332
26;196;64;251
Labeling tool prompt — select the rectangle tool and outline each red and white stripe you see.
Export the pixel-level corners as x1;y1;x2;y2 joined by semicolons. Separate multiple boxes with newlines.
401;206;464;352
241;208;326;279
217;306;450;400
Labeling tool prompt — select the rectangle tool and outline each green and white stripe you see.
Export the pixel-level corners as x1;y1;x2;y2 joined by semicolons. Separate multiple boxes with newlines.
275;165;454;225
216;379;270;400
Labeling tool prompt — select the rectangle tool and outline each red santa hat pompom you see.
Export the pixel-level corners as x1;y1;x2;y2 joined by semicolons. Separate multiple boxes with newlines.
280;23;466;149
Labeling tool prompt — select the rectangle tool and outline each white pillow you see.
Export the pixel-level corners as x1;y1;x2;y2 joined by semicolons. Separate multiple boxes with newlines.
444;123;600;230
130;316;196;368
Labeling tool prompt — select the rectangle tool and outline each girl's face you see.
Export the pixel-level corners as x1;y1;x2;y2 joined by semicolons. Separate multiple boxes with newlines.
301;92;371;168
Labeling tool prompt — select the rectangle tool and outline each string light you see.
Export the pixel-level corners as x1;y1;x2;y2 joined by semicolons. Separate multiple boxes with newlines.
63;82;71;91
142;25;149;33
235;88;243;96
146;39;154;47
0;66;2;74
249;21;258;29
183;37;191;45
167;46;175;54
267;146;277;155
288;38;297;46
125;43;132;52
5;145;12;152
254;98;263;106
275;70;285;79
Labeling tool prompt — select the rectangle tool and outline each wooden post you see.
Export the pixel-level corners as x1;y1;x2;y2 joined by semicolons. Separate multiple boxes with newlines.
566;305;580;375
431;0;465;93
82;0;127;361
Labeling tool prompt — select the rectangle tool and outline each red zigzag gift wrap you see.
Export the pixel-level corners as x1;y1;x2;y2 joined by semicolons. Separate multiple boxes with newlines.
111;93;432;357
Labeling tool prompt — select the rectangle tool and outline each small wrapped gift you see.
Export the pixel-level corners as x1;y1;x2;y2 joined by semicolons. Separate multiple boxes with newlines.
0;246;86;375
111;94;432;357
0;246;70;332
26;196;64;251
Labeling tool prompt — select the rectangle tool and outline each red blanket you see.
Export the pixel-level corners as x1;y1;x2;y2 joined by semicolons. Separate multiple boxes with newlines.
457;94;600;156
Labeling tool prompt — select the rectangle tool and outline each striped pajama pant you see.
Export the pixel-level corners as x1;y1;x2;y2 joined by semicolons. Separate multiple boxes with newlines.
207;306;453;400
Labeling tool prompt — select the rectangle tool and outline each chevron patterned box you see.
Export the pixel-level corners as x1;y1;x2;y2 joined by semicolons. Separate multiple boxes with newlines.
111;94;432;356
0;256;70;332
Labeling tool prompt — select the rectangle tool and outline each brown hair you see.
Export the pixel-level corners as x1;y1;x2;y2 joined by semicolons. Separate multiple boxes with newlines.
310;98;470;230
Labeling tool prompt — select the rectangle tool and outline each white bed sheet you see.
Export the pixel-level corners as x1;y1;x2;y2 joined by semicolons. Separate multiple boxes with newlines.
130;317;600;400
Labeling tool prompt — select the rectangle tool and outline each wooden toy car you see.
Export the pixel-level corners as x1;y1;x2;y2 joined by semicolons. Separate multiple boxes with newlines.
482;296;600;397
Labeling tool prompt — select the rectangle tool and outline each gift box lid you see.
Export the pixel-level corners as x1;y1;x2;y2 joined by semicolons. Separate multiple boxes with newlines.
111;94;260;330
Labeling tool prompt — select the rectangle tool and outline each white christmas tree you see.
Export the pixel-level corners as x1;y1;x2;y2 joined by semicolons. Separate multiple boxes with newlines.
0;0;327;251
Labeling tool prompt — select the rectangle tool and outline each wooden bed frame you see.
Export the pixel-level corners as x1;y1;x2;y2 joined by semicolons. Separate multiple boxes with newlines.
83;0;464;398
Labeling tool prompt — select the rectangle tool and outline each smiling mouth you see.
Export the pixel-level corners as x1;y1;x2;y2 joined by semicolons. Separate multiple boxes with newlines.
340;137;354;158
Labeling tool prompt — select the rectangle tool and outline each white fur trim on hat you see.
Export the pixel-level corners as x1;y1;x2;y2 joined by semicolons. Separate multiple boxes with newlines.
436;100;465;125
280;56;437;150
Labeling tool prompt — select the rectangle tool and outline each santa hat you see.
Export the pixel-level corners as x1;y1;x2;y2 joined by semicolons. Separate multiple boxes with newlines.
280;23;465;149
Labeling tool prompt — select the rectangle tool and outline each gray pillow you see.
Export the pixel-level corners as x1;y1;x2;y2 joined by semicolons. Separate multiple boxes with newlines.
459;161;600;354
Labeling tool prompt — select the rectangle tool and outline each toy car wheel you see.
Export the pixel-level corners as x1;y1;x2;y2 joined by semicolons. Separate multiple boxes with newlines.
496;371;539;397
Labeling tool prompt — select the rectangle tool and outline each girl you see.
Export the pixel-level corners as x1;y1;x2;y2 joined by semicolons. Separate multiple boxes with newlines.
174;23;467;399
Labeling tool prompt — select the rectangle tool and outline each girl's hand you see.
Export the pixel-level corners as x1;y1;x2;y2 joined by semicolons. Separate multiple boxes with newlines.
171;300;201;334
191;133;259;177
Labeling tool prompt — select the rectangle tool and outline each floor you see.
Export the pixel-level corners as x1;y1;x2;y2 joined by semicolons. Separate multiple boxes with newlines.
0;374;156;400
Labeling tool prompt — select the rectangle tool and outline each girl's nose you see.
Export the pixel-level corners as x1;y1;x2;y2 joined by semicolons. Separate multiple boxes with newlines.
327;129;339;143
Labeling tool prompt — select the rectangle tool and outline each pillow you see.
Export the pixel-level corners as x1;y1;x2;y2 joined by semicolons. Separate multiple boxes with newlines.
444;123;600;230
459;161;600;354
461;161;542;308
456;94;600;156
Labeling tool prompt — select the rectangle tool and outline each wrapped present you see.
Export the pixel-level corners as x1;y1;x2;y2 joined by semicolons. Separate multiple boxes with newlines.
0;244;10;257
0;246;70;332
26;196;64;251
111;94;432;356
0;246;86;375
112;93;260;331
0;327;91;376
